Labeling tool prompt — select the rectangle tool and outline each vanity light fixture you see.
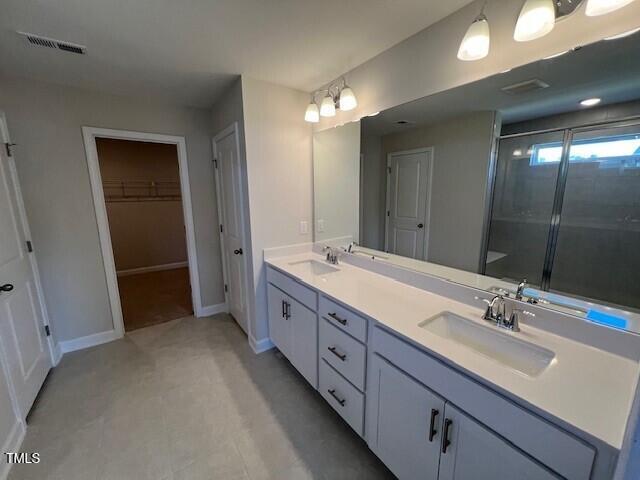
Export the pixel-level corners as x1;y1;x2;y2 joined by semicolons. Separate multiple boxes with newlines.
514;0;556;42
457;3;490;61
339;85;358;111
305;77;358;122
304;101;320;123
320;95;336;117
585;0;635;16
580;97;602;106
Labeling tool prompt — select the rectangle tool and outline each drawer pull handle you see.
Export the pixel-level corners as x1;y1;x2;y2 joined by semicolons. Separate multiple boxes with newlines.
428;408;439;442
281;300;286;318
442;418;453;454
327;389;346;406
328;312;347;325
285;301;291;320
328;346;347;361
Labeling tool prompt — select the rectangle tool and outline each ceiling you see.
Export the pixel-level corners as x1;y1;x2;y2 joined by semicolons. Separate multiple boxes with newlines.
362;31;640;136
0;0;472;108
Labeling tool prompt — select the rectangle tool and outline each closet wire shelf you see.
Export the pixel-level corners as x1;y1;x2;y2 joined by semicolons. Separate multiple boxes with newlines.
103;180;182;202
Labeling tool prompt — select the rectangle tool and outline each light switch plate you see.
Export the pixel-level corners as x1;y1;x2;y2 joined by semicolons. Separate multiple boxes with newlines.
317;219;324;232
299;220;308;235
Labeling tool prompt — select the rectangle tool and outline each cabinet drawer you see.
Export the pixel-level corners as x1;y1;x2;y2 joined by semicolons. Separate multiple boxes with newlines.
319;359;365;436
319;318;366;391
372;326;595;480
267;266;317;311
319;295;367;342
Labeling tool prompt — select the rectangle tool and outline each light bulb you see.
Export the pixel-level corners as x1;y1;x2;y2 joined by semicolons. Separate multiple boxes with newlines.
457;15;490;61
514;0;555;42
320;95;336;117
304;102;319;123
339;87;358;111
586;0;635;16
580;98;602;107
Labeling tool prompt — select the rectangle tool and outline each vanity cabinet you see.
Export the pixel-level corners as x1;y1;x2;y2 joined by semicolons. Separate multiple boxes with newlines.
266;280;318;388
371;354;559;480
371;355;444;480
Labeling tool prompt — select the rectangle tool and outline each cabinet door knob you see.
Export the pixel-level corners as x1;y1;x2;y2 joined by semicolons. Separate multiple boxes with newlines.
327;346;347;361
428;409;439;442
0;284;14;293
234;248;243;255
327;389;346;406
327;312;347;325
417;223;424;229
441;418;453;453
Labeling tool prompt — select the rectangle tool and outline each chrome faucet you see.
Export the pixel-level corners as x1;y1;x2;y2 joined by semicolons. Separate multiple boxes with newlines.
515;278;527;301
322;246;340;265
478;295;521;332
347;241;358;253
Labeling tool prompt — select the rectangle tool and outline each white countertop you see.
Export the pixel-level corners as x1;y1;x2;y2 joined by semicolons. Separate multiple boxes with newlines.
266;252;640;450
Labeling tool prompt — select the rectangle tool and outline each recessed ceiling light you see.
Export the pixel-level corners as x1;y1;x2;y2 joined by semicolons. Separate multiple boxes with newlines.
605;27;640;40
543;50;569;60
580;98;602;107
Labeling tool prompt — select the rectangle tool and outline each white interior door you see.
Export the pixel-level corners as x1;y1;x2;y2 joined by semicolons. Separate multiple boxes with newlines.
214;125;248;334
0;115;51;418
385;148;432;259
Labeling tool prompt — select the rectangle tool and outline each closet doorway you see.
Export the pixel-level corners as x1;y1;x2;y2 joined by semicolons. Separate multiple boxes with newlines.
83;128;202;334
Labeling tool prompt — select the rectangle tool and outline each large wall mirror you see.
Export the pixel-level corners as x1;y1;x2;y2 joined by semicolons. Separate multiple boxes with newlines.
313;31;640;334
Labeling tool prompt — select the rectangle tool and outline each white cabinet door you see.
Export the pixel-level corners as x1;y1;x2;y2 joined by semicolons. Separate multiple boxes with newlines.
289;297;317;388
438;404;559;480
371;355;444;480
0;117;51;418
267;284;291;358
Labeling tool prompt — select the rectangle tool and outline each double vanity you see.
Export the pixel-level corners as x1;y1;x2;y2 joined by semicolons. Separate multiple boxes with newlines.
265;250;640;480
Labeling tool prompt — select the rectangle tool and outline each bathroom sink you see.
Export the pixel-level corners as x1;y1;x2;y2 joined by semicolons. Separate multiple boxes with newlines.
288;259;339;276
419;312;555;377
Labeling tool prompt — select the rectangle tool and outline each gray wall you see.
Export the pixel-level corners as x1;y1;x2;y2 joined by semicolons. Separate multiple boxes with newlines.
0;75;224;342
241;77;313;343
362;111;498;272
360;134;385;249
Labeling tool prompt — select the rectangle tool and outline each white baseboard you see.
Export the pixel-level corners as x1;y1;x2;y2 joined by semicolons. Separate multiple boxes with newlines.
0;420;25;480
59;329;122;354
249;335;274;354
51;342;63;366
197;302;228;317
116;261;188;277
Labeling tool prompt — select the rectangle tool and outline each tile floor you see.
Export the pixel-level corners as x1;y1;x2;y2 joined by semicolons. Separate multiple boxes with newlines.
9;314;393;480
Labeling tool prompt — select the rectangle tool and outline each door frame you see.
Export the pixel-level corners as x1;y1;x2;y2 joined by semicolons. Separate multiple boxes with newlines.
0;112;57;366
82;127;202;337
384;147;434;260
212;122;252;338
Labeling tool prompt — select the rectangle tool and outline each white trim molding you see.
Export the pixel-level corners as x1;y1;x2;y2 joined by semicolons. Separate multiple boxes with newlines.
249;335;274;354
81;127;203;337
117;261;188;277
198;302;228;317
0;420;25;480
58;329;122;354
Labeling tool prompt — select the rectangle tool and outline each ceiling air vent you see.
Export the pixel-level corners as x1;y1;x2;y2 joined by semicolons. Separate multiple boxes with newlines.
18;31;86;55
501;79;549;95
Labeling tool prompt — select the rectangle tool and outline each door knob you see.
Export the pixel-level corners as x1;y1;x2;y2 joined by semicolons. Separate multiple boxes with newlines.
234;248;243;255
0;284;14;293
417;223;424;229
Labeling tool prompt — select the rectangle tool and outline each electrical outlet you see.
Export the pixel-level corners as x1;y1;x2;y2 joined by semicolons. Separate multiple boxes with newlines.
317;219;324;232
299;220;308;235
